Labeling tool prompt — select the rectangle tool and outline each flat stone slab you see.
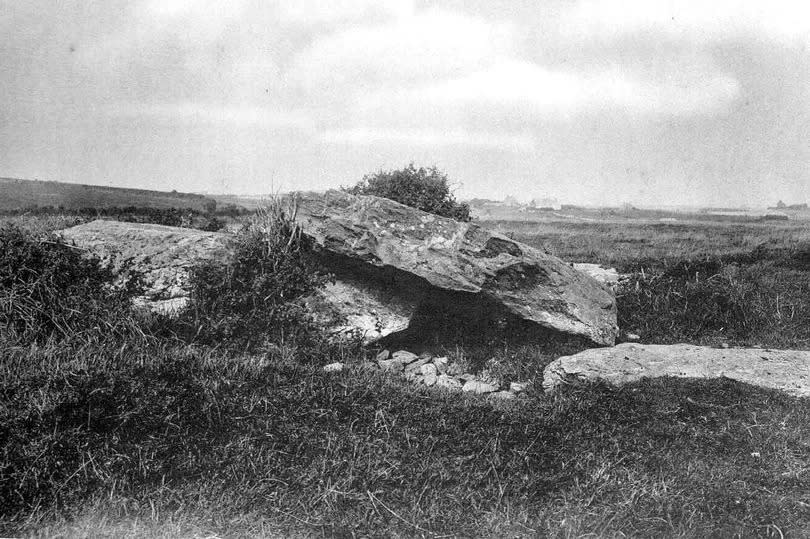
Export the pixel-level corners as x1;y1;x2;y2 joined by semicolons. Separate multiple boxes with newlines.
543;343;810;398
59;219;232;307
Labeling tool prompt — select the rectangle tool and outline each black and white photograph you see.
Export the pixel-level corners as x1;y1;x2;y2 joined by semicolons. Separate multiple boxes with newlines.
2;1;809;537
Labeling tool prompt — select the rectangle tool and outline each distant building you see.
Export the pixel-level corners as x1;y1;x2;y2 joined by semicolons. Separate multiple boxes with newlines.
530;197;561;210
770;201;807;210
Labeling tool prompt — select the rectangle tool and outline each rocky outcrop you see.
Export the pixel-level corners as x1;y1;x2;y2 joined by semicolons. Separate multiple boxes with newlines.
571;263;624;290
294;191;618;346
59;220;232;313
543;343;810;397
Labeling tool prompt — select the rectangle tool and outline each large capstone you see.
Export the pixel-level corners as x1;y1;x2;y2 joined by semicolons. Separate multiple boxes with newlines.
293;191;617;345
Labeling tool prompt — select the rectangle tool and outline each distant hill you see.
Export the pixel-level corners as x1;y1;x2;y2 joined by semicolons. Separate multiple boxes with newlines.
0;177;219;212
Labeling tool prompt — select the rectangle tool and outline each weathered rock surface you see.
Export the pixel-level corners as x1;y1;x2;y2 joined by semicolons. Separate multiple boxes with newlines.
462;380;499;394
393;350;420;362
543;343;810;398
303;278;415;342
59;220;232;313
378;358;406;372
322;362;344;373
572;263;623;289
421;363;438;386
294;191;618;345
436;374;463;391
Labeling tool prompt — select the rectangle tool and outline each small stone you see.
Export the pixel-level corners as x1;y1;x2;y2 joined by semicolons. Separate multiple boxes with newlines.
322;362;344;373
491;391;516;400
624;333;641;342
421;363;438;386
462;380;499;394
435;374;463;391
404;371;423;383
433;356;449;374
404;357;432;373
478;369;501;387
509;382;528;393
446;363;464;376
376;349;391;361
378;358;405;372
392;350;419;363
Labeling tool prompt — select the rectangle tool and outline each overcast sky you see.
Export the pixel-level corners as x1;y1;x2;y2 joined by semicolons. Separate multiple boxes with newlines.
2;0;809;206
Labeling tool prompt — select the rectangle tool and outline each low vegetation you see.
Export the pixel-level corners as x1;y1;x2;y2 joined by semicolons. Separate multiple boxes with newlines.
2;206;810;537
501;218;810;350
2;205;229;232
343;163;471;221
0;224;144;346
169;201;331;354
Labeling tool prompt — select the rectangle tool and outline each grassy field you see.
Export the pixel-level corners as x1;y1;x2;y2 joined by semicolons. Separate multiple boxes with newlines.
0;177;218;213
2;210;810;537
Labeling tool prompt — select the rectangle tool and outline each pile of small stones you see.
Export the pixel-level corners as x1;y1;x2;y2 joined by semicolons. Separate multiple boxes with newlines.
322;350;528;400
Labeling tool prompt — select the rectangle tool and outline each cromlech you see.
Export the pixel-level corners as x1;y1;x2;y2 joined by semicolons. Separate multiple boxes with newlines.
3;2;810;536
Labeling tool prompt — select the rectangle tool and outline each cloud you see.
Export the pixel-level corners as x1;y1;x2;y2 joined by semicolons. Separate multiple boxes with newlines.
561;0;810;46
137;0;247;42
276;0;413;27
319;127;534;150
104;102;314;129
358;60;741;123
288;8;514;94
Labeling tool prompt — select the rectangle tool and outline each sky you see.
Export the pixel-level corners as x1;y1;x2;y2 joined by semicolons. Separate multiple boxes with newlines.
1;0;809;207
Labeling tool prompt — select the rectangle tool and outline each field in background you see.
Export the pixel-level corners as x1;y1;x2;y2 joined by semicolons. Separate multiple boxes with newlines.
480;209;810;272
480;213;810;352
0;177;219;213
2;201;810;537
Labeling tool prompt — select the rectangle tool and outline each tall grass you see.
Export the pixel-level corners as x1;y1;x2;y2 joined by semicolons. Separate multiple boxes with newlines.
618;258;810;348
0;224;146;346
167;197;331;354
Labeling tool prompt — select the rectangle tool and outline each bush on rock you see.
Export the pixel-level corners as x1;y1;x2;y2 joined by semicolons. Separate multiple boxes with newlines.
343;163;471;221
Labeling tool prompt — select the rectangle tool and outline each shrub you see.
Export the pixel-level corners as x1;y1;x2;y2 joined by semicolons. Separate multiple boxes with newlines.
0;225;144;345
174;198;328;352
343;163;471;221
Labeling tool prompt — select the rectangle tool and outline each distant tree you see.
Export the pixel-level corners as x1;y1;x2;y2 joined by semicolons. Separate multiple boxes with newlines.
343;163;471;221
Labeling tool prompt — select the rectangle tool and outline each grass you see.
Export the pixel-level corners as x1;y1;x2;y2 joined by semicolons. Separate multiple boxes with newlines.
2;211;810;537
489;216;810;350
0;177;216;213
2;343;810;537
487;217;810;272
